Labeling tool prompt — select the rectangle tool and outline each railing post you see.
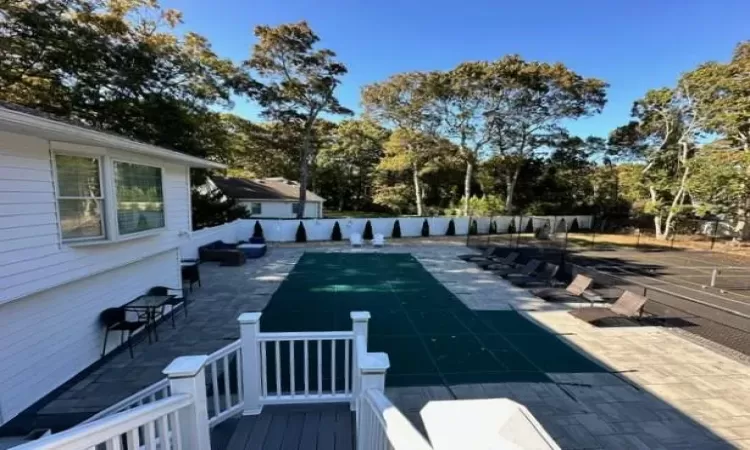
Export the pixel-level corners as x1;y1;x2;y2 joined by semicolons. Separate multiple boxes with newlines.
163;355;211;450
238;312;263;415
350;311;371;411
356;352;390;434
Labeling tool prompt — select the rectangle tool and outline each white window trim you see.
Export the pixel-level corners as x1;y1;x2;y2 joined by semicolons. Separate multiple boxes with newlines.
51;145;168;246
111;158;167;238
250;202;262;215
51;151;107;243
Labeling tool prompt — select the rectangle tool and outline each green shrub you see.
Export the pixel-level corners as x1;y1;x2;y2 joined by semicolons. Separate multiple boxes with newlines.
392;220;402;238
446;219;456;236
331;221;342;241
421;219;430;237
569;218;580;232
489;221;497;235
469;220;478;235
508;221;516;234
363;220;374;240
252;220;264;239
524;218;534;233
295;221;307;243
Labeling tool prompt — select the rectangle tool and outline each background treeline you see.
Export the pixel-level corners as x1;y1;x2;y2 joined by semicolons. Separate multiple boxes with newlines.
1;1;749;238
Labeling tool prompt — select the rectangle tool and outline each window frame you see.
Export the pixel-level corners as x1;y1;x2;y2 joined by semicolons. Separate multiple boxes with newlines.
111;158;167;239
52;151;107;243
250;202;262;215
291;202;300;216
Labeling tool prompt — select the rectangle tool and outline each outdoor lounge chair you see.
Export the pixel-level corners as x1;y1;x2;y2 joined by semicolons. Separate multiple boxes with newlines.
531;274;593;303
372;233;385;247
350;232;363;247
570;290;649;325
477;251;519;270
507;262;561;288
492;258;541;277
458;246;498;262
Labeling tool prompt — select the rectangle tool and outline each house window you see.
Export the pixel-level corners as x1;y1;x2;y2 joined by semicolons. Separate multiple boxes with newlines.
114;161;165;235
54;154;105;241
250;202;262;215
291;203;300;216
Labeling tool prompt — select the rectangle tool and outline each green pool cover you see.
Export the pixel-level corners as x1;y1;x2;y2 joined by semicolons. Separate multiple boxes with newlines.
261;253;605;389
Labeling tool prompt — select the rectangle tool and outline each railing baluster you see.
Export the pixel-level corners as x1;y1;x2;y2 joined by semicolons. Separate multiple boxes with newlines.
235;350;243;402
275;340;281;397
304;339;309;397
344;339;350;394
210;361;221;415
317;339;323;396
170;411;183;450
157;415;170;450
105;437;121;450
143;420;157;450
289;340;296;397
260;341;268;398
125;428;139;450
223;356;232;410
331;340;336;394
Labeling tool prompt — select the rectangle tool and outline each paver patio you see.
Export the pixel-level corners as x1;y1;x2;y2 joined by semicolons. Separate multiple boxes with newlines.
7;242;750;449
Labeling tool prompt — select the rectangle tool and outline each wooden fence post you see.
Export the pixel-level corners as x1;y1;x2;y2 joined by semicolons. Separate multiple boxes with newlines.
238;312;263;415
163;355;212;450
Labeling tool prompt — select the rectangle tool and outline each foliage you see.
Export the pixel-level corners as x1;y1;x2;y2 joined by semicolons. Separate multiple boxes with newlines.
295;221;307;243
392;219;402;238
446;219;456;236
246;21;351;218
489;220;497;234
191;190;250;230
421;219;430;237
465;195;505;216
253;221;264;238
469;220;478;235
363;220;374;240
331;221;342;241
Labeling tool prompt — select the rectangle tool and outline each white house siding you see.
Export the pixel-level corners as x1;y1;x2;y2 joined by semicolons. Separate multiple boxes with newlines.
240;200;322;219
0;250;180;424
0;130;192;305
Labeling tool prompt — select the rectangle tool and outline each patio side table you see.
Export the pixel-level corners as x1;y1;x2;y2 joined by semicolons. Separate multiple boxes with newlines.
125;294;175;342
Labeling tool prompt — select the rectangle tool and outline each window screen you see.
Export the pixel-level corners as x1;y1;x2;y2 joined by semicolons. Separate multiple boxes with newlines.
114;162;165;235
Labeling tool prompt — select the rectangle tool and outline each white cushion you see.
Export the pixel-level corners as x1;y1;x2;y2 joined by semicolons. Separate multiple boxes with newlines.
350;232;363;246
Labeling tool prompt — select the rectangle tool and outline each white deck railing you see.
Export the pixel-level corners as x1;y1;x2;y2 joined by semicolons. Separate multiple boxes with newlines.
17;311;433;450
357;389;434;450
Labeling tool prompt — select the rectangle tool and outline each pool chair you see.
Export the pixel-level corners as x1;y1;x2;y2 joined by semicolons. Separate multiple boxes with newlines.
372;233;385;247
508;262;561;288
350;232;363;247
478;251;520;270
531;274;593;303
492;258;541;278
458;246;498;262
570;290;648;325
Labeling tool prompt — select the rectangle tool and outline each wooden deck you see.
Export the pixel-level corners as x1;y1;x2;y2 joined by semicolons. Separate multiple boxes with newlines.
211;403;355;450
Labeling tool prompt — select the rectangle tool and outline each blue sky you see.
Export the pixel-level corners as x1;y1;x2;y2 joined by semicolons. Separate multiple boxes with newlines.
162;0;748;138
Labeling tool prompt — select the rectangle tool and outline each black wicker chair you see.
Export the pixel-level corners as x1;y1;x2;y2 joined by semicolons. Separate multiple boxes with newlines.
100;308;147;358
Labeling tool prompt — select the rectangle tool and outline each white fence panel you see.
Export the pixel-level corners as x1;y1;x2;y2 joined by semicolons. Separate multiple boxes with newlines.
181;221;239;259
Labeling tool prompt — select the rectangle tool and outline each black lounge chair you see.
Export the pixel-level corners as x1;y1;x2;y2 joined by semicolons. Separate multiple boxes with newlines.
477;252;520;270
508;262;561;288
492;259;542;278
458;246;501;262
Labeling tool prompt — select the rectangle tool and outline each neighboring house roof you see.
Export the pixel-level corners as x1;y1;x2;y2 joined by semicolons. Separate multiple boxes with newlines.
211;176;325;202
0;102;226;169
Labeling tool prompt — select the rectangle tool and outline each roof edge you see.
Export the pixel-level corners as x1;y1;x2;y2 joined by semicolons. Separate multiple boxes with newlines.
0;107;226;169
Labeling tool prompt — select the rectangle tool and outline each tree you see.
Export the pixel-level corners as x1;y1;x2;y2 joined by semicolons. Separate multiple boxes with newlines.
446;219;456;236
191;190;249;230
295;221;307;242
482;56;607;212
609;84;703;239
421;219;430;237
316;119;389;211
427;62;499;215
363;220;374;240
246;21;351;218
392;219;402;238
331;221;342;241
253;221;264;239
362;72;442;215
